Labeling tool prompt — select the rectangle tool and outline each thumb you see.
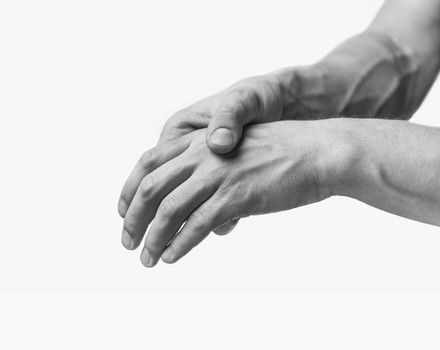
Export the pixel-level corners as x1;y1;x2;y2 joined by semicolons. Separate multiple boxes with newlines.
207;89;259;154
213;218;240;236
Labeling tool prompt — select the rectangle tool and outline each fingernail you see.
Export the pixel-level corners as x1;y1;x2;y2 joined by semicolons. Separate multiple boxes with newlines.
121;229;135;250
210;128;234;147
118;198;127;218
141;247;155;267
161;249;174;263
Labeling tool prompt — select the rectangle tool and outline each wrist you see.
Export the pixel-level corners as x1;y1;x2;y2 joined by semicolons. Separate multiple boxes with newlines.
312;118;364;198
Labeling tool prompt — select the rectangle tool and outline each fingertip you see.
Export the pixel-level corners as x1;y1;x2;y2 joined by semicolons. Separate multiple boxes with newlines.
207;142;235;155
213;218;239;235
121;229;136;250
140;247;158;267
161;249;176;264
118;198;127;218
208;128;236;154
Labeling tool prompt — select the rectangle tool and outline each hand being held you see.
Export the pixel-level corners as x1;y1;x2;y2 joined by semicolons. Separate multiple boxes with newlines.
118;121;342;267
154;74;285;235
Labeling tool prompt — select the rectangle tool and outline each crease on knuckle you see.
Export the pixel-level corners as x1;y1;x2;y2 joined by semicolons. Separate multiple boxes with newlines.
187;209;211;231
158;196;179;219
169;108;211;130
139;149;157;170
139;174;156;199
172;242;191;257
145;234;162;254
167;109;188;128
122;218;136;238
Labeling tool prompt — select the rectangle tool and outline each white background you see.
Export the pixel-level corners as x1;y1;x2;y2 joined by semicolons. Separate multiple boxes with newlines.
1;0;440;348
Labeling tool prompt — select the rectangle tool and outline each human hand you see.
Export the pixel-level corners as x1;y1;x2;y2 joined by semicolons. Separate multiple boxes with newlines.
118;120;348;267
152;73;287;235
157;27;419;159
157;74;285;154
154;32;417;236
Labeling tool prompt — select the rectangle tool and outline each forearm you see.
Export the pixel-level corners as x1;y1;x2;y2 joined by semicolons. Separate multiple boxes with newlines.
272;0;440;120
324;118;440;226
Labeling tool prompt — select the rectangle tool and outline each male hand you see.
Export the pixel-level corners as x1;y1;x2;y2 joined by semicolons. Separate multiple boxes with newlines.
153;73;287;234
157;74;285;154
118;121;347;267
127;27;419;238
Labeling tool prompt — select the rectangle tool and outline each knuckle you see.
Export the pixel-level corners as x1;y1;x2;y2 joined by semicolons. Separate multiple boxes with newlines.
188;209;210;230
160;108;211;143
214;103;237;117
145;234;161;253
171;108;210;126
237;75;269;92
167;109;187;126
230;82;259;100
172;107;193;119
158;196;179;219
122;219;136;237
139;149;157;169
160;117;180;140
139;175;156;199
216;87;260;120
172;242;190;256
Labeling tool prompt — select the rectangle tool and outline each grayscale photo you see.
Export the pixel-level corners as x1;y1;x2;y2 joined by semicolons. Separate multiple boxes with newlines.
1;0;440;348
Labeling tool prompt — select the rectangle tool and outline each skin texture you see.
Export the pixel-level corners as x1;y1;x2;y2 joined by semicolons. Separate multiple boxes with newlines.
120;118;440;266
119;121;340;266
157;0;440;150
147;0;440;235
118;0;440;266
332;119;440;227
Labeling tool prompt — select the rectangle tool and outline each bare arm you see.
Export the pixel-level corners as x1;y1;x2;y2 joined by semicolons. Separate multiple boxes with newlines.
328;118;440;227
118;0;440;262
119;118;440;266
156;0;440;156
277;0;440;120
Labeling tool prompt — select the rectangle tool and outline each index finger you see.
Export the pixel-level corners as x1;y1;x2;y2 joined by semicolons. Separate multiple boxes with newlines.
118;134;192;218
157;107;212;145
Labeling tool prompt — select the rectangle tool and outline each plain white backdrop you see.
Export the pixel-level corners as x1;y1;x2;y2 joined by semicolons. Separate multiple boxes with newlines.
1;0;440;348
